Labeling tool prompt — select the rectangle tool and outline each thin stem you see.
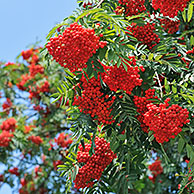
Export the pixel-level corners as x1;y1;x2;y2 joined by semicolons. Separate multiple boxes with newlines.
155;71;163;98
95;0;104;8
160;144;170;164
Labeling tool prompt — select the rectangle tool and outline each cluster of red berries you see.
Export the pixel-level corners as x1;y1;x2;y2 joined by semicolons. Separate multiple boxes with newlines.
0;118;17;132
54;133;73;148
159;18;180;34
181;57;190;68
148;159;163;183
143;98;190;143
8;167;20;176
116;0;146;16
19;174;47;194
17;74;32;91
152;0;190;18
2;98;12;114
133;89;158;133
17;49;50;101
46;22;107;72
28;135;43;145
83;2;92;8
33;105;44;112
0;131;14;147
24;126;34;134
74;137;116;189
28;63;44;77
21;49;33;60
0;118;16;147
34;166;43;178
127;23;160;49
29;81;50;99
21;48;40;65
4;62;16;67
102;57;144;95
186;47;194;55
73;75;115;125
19;177;34;194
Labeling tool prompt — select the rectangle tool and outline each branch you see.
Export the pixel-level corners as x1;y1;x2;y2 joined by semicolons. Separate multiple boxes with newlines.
95;0;104;8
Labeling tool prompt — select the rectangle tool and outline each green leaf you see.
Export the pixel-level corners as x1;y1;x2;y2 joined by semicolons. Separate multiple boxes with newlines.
117;57;122;68
122;62;128;71
164;78;170;93
188;3;193;22
190;35;194;46
182;8;187;22
46;22;68;40
178;137;185;153
188;152;194;168
172;85;177;94
155;55;163;61
86;62;93;77
148;53;154;61
186;144;193;158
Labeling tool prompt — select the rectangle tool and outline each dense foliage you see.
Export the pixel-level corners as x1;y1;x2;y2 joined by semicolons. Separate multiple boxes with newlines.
0;0;194;193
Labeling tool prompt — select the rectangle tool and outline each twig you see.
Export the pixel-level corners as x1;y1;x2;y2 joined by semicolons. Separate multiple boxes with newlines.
184;180;194;189
155;72;163;98
160;144;170;164
95;0;104;8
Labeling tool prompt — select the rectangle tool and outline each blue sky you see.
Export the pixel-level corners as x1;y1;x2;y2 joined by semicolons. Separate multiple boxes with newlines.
0;0;77;62
0;1;77;193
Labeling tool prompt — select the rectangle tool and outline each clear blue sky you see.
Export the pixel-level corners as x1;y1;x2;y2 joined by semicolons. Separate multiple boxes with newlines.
0;0;77;62
0;1;77;193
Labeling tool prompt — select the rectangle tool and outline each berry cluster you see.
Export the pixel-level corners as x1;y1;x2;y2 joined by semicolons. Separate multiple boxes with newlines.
24;126;33;134
127;23;160;49
0;118;17;132
46;23;107;72
133;89;158;133
8;167;20;176
160;18;180;34
148;159;163;183
28;135;43;145
19;173;47;194
4;62;16;67
17;74;32;91
83;2;92;8
54;133;73;148
0;131;14;147
34;166;43;178
74;137;116;189
0;118;16;147
186;47;194;55
29;81;50;99
2;98;12;114
73;75;115;125
102;57;144;95
17;48;50;101
116;0;146;16
21;49;33;60
143;98;190;143
28;63;44;77
152;0;190;18
21;48;40;65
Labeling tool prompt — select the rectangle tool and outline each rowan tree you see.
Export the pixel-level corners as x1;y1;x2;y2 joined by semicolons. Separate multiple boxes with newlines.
0;0;194;194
